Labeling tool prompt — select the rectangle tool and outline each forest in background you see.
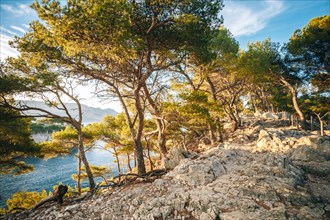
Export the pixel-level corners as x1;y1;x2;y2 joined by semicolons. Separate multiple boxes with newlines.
0;0;329;213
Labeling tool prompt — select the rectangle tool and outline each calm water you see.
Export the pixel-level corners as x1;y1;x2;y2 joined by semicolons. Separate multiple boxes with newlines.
0;148;124;208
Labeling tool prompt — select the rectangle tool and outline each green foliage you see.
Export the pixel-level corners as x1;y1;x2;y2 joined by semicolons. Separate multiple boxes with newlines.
300;94;330;121
39;140;71;159
0;67;40;175
31;123;65;134
180;90;212;123
23;0;224;65
0;190;48;213
52;126;78;141
0;183;75;214
288;16;330;73
210;26;239;58
269;87;294;113
311;72;330;93
72;165;111;185
239;39;282;83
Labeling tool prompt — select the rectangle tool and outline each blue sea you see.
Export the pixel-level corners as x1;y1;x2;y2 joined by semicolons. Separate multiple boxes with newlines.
0;147;127;208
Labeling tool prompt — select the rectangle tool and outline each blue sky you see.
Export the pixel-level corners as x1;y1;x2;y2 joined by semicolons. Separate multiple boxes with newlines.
221;0;329;48
0;0;329;110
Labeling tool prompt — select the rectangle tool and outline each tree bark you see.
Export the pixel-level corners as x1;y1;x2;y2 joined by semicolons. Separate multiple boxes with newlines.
206;76;223;142
77;156;81;194
315;113;325;136
280;77;307;129
142;84;167;158
208;124;216;145
127;153;132;172
310;115;313;131
145;138;154;171
156;120;167;158
114;84;146;175
134;152;137;168
216;117;223;142
113;147;121;174
134;87;146;175
78;129;95;190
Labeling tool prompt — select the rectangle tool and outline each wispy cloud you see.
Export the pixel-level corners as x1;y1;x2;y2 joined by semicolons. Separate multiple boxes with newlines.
11;25;26;34
221;0;286;37
0;3;35;17
0;34;19;61
22;24;30;29
0;26;19;36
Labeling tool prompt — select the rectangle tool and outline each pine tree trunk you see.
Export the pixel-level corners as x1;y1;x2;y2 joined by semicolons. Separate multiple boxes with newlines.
78;129;95;190
216;117;223;142
113;147;121;174
115;85;146;175
146;141;154;171
208;124;216;145
206;77;223;141
321;120;324;136
156;120;167;159
134;152;137;168
280;77;306;129
127;153;132;172
134;139;146;175
134;88;146;175
77;155;81;194
315;114;325;136
310;115;313;131
142;84;167;158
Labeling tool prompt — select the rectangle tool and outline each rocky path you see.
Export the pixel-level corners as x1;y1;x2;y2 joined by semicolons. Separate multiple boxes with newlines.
5;119;330;220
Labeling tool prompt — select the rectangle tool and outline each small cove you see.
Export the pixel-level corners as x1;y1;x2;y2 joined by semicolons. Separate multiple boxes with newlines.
0;148;123;208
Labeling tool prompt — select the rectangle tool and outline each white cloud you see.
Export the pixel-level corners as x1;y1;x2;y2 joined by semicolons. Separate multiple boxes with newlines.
11;25;26;34
0;26;19;36
22;24;30;29
1;4;35;16
221;0;286;37
0;34;19;61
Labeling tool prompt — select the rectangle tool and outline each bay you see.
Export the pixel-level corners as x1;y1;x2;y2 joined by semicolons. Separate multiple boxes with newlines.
0;147;123;208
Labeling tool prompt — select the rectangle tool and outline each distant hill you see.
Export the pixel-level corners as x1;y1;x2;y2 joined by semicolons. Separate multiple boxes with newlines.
19;100;117;124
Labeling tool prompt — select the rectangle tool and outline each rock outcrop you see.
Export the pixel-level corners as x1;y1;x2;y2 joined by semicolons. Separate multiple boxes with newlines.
4;118;330;220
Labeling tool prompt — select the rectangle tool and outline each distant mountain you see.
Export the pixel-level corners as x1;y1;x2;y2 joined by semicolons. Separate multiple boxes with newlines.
19;100;117;124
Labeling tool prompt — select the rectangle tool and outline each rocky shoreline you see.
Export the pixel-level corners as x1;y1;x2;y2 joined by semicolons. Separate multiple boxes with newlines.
3;118;330;220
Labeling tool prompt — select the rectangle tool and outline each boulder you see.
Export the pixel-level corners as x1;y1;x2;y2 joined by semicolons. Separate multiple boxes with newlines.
255;129;284;153
290;146;325;162
261;112;279;119
162;147;197;170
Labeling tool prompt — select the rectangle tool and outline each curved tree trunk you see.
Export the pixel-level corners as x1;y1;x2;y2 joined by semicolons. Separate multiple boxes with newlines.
142;84;167;158
115;85;146;175
78;129;95;190
280;77;306;129
315;113;325;136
